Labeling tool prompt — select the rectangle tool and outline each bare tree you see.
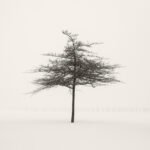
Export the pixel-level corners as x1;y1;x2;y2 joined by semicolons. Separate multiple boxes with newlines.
31;30;120;123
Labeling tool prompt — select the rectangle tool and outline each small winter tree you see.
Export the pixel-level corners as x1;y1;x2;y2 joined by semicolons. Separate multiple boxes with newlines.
32;30;120;123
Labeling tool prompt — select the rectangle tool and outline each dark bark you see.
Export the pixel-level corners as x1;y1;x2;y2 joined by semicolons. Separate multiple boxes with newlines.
71;42;76;123
71;78;76;123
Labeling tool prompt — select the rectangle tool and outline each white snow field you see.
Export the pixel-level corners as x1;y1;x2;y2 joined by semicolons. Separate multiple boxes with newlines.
0;111;150;150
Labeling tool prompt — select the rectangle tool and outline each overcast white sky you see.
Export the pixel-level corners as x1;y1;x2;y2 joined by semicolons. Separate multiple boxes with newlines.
0;0;150;111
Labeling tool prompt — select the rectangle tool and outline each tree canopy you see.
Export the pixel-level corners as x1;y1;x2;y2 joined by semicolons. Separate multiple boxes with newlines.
32;30;120;94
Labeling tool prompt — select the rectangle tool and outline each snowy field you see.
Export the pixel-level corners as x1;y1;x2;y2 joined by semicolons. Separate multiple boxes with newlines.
0;111;150;150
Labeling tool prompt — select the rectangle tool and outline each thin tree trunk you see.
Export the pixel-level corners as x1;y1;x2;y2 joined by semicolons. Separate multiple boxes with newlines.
71;79;76;123
71;42;76;123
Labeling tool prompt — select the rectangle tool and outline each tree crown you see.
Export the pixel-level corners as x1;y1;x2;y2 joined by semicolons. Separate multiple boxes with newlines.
32;30;120;93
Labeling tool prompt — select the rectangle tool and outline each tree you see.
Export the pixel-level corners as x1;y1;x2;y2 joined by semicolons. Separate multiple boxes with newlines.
31;30;120;123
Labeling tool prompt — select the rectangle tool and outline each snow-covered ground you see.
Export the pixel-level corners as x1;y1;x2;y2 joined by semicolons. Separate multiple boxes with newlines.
0;111;150;150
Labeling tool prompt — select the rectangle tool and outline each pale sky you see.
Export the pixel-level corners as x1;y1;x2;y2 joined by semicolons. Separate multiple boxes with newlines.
0;0;150;111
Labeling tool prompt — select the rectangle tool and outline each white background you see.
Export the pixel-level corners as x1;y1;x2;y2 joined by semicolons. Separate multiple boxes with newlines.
0;1;150;150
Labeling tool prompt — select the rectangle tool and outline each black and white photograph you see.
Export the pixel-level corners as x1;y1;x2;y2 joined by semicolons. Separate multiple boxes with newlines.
0;0;150;149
